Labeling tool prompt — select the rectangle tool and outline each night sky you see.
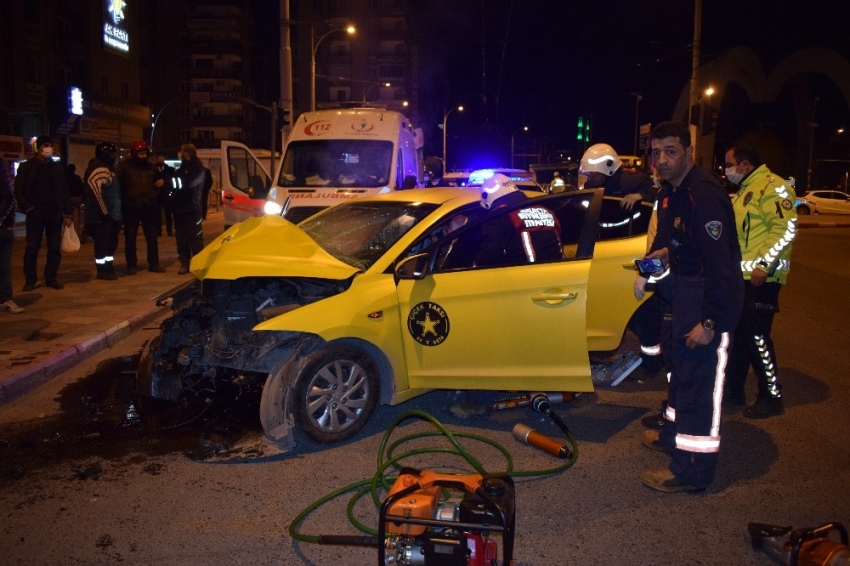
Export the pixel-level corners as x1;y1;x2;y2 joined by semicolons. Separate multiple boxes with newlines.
406;0;850;170
257;1;849;174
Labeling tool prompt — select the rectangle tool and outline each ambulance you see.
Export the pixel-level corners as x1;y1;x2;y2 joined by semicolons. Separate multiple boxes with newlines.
220;107;424;227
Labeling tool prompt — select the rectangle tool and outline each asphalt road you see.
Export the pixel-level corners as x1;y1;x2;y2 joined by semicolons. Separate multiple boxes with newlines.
0;228;848;565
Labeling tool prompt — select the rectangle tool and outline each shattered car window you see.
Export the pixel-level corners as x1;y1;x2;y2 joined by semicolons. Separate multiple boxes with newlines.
300;201;440;270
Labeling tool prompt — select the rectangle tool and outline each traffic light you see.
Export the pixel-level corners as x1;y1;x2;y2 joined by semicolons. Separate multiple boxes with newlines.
577;116;591;142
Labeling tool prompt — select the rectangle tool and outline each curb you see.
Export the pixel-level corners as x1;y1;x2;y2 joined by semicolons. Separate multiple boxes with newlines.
797;221;850;228
0;303;166;405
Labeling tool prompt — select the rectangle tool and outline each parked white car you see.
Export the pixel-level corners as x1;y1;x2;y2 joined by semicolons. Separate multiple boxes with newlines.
796;190;850;215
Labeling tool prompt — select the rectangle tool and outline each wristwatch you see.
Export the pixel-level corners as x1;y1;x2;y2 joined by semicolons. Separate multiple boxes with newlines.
701;319;716;331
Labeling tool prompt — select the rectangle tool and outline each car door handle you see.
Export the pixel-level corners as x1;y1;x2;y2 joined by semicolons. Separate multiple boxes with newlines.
623;262;639;269
531;292;577;305
224;194;235;201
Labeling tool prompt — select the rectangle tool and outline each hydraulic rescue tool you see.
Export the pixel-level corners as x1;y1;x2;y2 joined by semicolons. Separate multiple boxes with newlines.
748;522;850;565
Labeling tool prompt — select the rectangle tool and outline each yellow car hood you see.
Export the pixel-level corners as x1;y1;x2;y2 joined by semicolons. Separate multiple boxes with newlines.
189;215;360;281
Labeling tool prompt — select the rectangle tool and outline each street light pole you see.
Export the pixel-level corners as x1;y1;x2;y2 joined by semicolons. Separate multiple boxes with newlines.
243;98;278;177
511;125;527;169
149;97;181;149
311;24;355;112
442;105;463;171
630;92;642;155
806;96;819;192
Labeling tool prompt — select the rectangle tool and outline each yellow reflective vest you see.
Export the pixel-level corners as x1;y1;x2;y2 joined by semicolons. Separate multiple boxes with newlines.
731;164;796;285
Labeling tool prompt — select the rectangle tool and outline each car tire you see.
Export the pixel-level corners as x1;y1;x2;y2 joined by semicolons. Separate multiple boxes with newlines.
261;344;379;446
796;205;811;215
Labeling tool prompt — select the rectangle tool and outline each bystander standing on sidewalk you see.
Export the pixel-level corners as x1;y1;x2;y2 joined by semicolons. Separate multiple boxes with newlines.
83;142;122;280
1;157;24;313
14;134;73;291
153;153;175;237
171;144;206;274
117;141;165;274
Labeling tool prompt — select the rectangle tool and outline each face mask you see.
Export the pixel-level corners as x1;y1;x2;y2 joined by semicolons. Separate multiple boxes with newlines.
41;147;54;158
725;166;743;185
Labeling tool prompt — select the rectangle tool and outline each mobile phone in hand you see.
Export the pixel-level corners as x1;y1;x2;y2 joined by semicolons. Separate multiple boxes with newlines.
635;258;664;276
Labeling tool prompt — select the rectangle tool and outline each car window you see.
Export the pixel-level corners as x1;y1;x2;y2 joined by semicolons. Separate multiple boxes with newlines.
300;201;439;270
596;197;652;241
432;192;592;272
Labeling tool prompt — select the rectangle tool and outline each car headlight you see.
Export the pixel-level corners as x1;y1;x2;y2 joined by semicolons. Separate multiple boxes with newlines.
264;200;283;216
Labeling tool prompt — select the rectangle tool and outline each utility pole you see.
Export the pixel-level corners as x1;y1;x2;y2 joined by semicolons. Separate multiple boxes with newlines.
279;0;293;143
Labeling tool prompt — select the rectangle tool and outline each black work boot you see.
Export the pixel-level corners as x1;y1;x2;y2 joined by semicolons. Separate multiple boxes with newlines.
744;396;785;419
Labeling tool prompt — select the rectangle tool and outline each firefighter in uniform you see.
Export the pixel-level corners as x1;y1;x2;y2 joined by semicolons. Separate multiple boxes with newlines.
641;122;744;493
474;173;564;267
723;144;796;419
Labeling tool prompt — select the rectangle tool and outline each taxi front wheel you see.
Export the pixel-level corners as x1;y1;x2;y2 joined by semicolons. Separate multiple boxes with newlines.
291;345;380;445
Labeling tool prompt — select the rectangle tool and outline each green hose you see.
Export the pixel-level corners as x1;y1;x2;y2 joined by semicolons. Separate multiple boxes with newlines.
289;408;579;543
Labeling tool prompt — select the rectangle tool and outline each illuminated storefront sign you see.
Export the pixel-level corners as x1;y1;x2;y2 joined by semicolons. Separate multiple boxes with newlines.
103;0;130;56
69;87;84;116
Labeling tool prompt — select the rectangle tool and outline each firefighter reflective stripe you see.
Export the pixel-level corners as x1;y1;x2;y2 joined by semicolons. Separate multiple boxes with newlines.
521;231;536;262
648;267;671;283
676;433;720;453
674;331;729;454
172;176;183;189
755;334;782;398
665;403;676;422
95;255;114;265
641;343;662;356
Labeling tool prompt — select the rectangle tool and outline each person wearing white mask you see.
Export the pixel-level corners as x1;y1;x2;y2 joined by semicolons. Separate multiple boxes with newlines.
14;135;73;291
723;143;797;419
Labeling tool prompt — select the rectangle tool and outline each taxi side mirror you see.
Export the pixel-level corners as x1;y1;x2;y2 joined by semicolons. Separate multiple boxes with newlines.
395;253;430;282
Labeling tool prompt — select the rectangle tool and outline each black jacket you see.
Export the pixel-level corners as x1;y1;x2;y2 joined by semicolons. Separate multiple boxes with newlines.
652;166;744;332
1;158;16;229
603;168;657;203
14;156;72;215
171;156;205;214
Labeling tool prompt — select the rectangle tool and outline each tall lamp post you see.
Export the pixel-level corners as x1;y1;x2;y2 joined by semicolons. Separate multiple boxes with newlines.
242;98;279;179
510;125;528;169
630;92;642;155
311;24;355;112
149;97;181;149
806;96;819;192
442;105;463;171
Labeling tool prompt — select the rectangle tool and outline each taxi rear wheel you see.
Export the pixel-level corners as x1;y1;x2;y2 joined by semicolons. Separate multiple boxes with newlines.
292;345;379;444
796;205;811;215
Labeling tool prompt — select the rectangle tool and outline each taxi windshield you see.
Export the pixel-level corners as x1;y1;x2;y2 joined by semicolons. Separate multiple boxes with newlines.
300;201;440;270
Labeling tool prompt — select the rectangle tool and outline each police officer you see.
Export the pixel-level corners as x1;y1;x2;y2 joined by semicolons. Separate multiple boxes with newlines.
723;144;796;419
640;122;744;493
474;173;564;267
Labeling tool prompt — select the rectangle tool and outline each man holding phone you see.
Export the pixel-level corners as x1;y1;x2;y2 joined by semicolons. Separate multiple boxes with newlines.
640;122;743;494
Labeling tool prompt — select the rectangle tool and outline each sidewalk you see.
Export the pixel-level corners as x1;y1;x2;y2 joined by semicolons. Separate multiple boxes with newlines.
0;211;225;404
1;210;847;405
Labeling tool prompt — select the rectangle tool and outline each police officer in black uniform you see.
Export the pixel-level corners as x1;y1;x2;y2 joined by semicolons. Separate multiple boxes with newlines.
640;122;744;493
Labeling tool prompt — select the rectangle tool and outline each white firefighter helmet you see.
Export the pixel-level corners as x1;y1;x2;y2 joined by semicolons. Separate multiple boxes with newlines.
579;143;623;177
480;173;517;209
